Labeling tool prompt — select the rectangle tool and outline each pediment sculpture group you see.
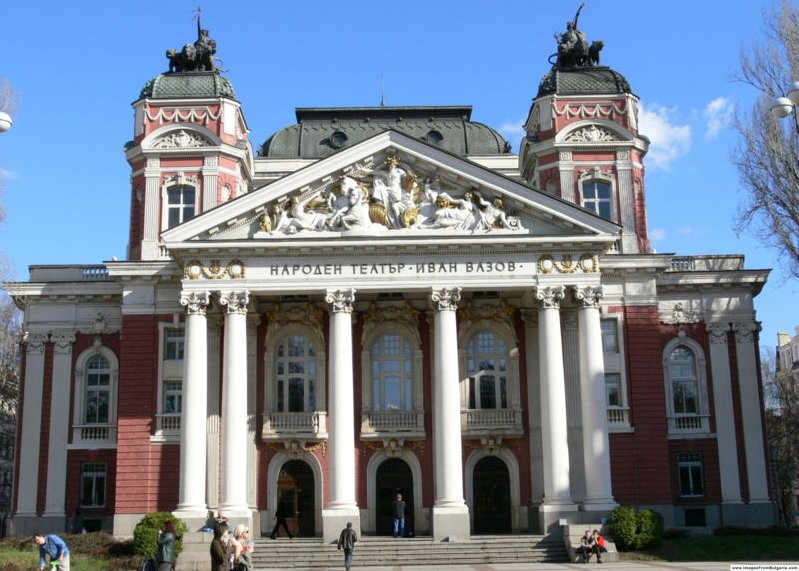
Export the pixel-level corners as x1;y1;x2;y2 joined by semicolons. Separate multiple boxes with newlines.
260;158;523;235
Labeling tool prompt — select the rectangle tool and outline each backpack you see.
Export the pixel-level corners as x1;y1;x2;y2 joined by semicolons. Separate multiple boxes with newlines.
138;557;156;571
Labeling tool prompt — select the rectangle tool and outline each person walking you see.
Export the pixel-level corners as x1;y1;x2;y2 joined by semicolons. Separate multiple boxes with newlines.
392;493;406;537
155;520;177;571
210;523;229;571
336;522;357;571
33;533;70;571
270;496;294;539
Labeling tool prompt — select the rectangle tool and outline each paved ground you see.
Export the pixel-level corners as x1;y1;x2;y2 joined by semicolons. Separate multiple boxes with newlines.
266;563;798;571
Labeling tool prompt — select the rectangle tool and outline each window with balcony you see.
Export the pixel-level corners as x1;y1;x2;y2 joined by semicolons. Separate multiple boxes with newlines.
371;333;413;412
467;331;508;410
80;462;107;508
664;337;710;435
276;335;317;413
73;347;118;447
678;452;705;497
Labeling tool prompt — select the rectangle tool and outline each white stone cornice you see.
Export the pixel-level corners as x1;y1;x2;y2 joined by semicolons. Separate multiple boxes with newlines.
430;287;461;312
325;288;356;313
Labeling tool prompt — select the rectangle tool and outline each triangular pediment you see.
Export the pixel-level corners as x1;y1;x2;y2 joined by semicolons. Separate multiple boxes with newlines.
162;131;619;251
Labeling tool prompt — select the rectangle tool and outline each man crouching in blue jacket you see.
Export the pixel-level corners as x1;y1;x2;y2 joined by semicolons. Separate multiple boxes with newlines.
33;533;70;571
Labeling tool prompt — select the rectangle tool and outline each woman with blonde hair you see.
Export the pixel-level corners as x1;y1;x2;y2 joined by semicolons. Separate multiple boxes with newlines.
231;524;253;571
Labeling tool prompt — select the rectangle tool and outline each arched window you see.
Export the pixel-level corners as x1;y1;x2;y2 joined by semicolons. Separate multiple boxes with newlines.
663;337;709;434
581;179;612;220
84;355;111;424
371;333;413;411
166;185;196;229
466;331;508;409
275;335;317;412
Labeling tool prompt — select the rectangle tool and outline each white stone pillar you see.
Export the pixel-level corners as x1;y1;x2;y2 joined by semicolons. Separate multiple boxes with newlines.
430;287;469;540
322;289;359;542
206;316;223;510
202;156;219;212
44;332;76;517
246;314;260;510
16;333;49;516
535;286;574;507
574;286;615;510
176;291;210;517
219;290;251;515
706;323;742;504
141;158;161;260
733;322;770;503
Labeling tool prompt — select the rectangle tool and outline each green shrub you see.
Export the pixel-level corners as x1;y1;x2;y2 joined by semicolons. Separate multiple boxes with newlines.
609;506;664;551
132;513;186;557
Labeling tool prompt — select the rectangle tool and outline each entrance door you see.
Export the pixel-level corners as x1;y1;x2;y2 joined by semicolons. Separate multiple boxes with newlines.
472;456;511;534
275;460;315;537
375;458;413;536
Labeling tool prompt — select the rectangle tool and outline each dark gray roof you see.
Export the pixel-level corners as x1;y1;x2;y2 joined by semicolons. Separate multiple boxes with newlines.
139;71;236;100
536;66;632;98
260;106;512;159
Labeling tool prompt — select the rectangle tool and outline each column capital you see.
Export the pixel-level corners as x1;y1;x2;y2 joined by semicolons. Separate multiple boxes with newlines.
180;290;211;315
534;285;565;310
706;322;730;345
430;287;461;312
325;288;356;313
50;331;76;355
23;332;49;355
733;321;760;343
219;290;250;315
573;285;603;309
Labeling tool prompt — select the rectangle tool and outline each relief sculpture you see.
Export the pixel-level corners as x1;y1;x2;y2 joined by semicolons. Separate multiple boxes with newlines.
263;158;523;236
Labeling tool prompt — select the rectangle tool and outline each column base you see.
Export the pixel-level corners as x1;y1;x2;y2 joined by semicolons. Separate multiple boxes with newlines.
8;514;64;535
322;508;361;544
174;505;210;520
580;498;617;513
537;501;578;537
432;504;470;541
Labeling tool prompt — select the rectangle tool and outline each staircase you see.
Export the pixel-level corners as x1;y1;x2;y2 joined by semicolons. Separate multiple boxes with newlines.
250;535;568;568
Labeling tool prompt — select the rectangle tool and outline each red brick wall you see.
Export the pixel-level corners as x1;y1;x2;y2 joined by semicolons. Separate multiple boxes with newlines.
66;449;118;517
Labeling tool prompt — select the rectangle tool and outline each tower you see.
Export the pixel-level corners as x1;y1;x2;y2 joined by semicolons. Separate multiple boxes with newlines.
519;18;650;254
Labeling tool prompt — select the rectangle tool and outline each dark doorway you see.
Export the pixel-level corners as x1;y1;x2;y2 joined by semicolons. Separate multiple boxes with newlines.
375;458;414;536
275;460;315;537
473;456;511;534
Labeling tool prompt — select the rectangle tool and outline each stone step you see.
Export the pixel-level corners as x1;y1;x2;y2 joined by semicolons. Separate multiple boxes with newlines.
246;536;568;568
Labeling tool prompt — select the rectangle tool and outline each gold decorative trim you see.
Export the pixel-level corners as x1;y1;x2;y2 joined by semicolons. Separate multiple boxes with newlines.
537;254;599;274
184;259;247;280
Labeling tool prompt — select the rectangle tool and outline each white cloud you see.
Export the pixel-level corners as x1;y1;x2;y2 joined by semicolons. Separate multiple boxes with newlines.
650;228;667;241
677;226;694;237
638;103;692;170
0;167;16;180
704;97;735;140
499;120;525;150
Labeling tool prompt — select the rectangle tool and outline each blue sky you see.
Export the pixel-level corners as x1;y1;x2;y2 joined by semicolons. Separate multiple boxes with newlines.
1;0;797;350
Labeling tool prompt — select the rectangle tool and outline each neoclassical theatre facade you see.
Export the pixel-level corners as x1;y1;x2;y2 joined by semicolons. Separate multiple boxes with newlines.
8;24;775;540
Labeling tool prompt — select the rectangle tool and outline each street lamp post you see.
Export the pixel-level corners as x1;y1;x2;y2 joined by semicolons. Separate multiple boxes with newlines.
771;81;799;132
0;110;11;133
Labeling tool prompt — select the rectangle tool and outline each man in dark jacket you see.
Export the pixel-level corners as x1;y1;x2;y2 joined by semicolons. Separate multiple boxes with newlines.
337;522;357;571
392;493;406;537
270;497;293;539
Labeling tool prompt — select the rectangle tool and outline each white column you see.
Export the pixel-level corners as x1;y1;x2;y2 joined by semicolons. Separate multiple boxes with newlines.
16;332;48;516
535;286;574;506
202;156;219;212
206;316;223;510
176;291;210;517
733;322;770;502
521;310;544;505
706;323;742;504
574;285;615;510
325;289;358;511
141;158;161;260
219;290;251;515
44;332;76;517
246;314;260;509
430;287;469;541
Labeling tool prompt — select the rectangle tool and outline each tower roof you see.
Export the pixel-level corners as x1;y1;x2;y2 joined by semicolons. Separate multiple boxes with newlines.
260;106;512;159
138;71;237;100
536;66;632;98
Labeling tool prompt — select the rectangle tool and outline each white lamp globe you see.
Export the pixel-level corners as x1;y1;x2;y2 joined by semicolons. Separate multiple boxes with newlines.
772;97;794;119
0;111;12;133
788;82;799;105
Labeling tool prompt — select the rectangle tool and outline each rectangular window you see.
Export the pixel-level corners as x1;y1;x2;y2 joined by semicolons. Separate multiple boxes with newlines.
164;328;184;361
601;319;619;352
80;462;107;508
678;452;705;497
163;380;182;414
605;373;622;407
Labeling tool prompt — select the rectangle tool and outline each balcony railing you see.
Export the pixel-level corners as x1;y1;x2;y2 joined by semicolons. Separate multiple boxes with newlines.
262;411;327;440
667;414;711;435
361;411;425;439
72;424;117;446
606;406;630;429
461;408;523;436
156;414;181;432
